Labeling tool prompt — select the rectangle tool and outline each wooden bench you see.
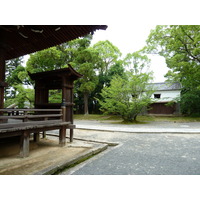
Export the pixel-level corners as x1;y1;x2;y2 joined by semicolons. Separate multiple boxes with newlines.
0;107;75;157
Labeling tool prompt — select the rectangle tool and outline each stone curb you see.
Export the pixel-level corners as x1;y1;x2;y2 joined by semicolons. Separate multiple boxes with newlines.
46;133;119;146
33;143;108;175
76;128;200;134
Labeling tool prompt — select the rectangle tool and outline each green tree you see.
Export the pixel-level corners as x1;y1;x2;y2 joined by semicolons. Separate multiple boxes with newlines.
4;57;27;107
98;72;154;122
90;41;123;113
146;25;200;115
98;52;154;122
4;85;34;108
93;40;122;75
26;46;65;73
70;42;100;114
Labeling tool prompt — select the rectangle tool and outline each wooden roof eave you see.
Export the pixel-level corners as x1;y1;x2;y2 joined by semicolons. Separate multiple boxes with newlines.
29;64;83;81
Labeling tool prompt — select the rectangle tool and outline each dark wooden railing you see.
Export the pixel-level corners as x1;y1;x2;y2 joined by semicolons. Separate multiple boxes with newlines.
0;107;75;157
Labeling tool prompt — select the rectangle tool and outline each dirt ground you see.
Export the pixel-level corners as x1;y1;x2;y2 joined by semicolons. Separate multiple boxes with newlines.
0;135;94;175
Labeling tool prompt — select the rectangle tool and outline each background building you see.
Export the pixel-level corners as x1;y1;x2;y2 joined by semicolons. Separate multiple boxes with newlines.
148;82;181;115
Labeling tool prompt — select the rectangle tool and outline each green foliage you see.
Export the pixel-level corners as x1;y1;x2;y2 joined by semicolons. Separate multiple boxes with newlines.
180;90;200;115
146;25;200;115
5;57;26;101
6;65;25;86
26;47;65;73
48;90;62;103
98;72;154;122
98;51;154;122
124;51;151;73
93;40;122;74
5;85;34;108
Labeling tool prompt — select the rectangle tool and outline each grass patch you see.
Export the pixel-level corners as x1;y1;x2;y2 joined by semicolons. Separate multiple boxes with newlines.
148;115;200;122
74;114;122;121
74;114;200;123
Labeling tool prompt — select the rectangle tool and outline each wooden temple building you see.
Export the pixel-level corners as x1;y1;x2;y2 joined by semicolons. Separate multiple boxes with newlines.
0;25;107;157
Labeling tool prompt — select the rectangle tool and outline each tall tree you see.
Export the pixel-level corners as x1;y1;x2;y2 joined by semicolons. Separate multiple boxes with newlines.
69;36;101;114
146;25;200;115
98;52;154;122
90;41;123;113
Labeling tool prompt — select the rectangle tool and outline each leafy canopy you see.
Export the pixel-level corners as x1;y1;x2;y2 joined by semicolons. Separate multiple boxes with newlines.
146;25;200;115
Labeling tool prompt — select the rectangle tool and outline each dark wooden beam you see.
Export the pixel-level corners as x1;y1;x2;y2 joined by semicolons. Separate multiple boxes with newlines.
0;29;6;110
0;48;5;109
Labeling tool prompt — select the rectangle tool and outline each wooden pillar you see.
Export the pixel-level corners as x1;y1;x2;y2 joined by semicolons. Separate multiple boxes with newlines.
62;77;74;143
69;85;74;142
59;127;66;146
33;132;40;142
59;100;67;146
0;49;6;110
20;131;30;157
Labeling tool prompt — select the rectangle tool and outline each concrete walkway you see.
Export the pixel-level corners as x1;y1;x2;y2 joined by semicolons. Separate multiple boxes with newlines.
75;119;200;133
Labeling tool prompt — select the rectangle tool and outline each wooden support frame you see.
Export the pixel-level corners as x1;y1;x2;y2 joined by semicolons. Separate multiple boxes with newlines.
0;48;6;110
20;131;30;158
59;126;66;146
0;108;76;157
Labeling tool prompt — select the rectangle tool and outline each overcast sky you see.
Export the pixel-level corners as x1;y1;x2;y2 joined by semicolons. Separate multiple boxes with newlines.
91;24;168;83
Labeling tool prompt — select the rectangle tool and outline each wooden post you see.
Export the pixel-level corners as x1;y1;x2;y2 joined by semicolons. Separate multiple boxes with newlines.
59;126;66;146
61;99;66;122
59;99;66;146
42;117;48;138
70;129;73;143
34;133;40;142
20;131;30;157
0;48;5;110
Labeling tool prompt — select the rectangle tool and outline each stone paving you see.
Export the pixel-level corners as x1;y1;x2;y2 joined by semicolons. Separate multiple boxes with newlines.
59;120;200;175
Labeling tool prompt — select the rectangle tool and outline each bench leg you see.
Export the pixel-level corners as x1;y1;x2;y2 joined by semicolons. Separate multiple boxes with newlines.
33;132;40;142
59;127;66;146
42;131;46;138
70;129;73;143
20;131;30;158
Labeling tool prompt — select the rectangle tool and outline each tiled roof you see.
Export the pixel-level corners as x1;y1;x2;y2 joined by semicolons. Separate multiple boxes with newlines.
152;82;181;91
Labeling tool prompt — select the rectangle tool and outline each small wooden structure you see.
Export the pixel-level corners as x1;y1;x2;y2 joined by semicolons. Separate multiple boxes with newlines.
29;64;83;141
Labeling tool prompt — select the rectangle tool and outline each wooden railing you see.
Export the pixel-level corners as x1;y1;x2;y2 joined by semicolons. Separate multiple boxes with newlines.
0;108;63;122
0;107;75;157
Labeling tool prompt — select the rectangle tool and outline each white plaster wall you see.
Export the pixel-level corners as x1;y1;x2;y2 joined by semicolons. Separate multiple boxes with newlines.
151;90;181;102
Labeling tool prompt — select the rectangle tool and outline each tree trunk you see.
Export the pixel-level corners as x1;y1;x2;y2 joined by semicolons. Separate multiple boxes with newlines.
84;92;89;115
